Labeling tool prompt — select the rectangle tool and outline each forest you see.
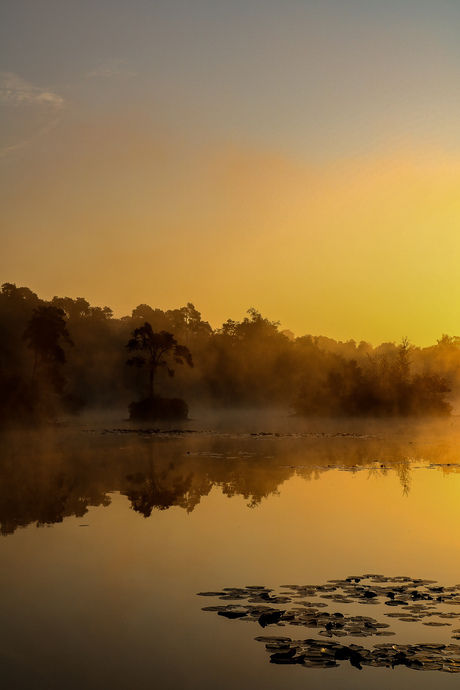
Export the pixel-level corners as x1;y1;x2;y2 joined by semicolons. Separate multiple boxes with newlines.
0;282;457;425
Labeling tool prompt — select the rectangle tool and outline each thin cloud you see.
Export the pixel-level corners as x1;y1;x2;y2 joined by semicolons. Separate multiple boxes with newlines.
0;73;65;156
0;72;65;108
88;59;137;79
0;118;62;157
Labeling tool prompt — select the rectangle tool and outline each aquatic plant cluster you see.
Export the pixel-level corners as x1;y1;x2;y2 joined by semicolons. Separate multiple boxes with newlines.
198;575;460;673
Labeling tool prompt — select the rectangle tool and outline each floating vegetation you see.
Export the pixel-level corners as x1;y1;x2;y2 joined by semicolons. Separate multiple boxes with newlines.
198;575;460;673
85;428;385;440
254;637;460;672
85;428;211;436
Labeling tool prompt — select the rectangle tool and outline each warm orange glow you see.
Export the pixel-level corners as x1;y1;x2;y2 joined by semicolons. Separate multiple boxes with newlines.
2;2;460;347
3;139;460;345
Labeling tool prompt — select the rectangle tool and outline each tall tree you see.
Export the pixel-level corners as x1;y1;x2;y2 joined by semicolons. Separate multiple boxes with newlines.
23;305;73;394
126;322;193;398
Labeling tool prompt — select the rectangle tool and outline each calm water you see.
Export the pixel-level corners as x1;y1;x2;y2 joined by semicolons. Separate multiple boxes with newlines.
1;411;460;689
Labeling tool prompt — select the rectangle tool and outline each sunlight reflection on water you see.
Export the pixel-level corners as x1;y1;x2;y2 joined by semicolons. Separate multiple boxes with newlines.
1;415;460;688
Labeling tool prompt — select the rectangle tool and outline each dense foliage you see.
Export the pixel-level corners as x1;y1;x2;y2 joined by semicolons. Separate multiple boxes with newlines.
0;283;456;424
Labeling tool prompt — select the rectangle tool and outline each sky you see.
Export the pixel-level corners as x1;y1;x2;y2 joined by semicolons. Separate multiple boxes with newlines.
1;0;460;346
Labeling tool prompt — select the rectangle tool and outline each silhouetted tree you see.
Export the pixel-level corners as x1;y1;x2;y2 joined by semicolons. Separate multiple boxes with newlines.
436;334;460;351
1;283;39;305
292;338;452;418
409;370;452;416
51;296;92;319
1;282;457;418
23;305;73;394
126;322;193;398
131;304;171;331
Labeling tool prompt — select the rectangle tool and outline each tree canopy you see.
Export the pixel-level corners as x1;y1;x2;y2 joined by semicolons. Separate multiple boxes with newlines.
0;283;458;424
126;322;193;399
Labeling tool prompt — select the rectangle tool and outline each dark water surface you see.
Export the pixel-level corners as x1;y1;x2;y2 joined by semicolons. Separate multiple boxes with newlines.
1;412;460;689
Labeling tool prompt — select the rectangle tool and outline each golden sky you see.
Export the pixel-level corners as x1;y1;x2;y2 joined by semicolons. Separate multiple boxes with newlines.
1;0;460;346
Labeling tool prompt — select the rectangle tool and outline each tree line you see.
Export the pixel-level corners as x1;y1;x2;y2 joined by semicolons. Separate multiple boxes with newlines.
0;282;456;424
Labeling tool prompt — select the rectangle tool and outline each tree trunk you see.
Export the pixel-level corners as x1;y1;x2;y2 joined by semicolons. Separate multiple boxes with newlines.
149;364;154;399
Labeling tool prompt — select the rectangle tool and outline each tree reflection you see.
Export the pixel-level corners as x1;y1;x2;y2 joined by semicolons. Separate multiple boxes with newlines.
123;456;195;517
0;427;458;534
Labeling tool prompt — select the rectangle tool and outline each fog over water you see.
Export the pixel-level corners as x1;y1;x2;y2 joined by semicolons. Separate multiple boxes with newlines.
1;285;458;428
2;287;460;687
2;411;460;689
4;1;460;685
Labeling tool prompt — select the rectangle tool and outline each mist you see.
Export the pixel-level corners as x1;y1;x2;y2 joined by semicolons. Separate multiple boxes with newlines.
1;282;459;427
2;412;459;536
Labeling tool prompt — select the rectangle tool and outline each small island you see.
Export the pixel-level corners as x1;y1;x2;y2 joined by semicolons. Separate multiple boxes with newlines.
126;322;193;421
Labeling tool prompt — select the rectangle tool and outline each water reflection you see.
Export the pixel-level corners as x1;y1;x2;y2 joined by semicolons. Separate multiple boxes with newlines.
1;422;459;535
2;419;460;690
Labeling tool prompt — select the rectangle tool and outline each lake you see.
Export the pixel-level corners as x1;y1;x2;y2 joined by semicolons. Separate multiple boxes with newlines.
1;410;460;689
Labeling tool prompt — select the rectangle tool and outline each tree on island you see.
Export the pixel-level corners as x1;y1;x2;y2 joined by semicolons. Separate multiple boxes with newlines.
126;322;193;420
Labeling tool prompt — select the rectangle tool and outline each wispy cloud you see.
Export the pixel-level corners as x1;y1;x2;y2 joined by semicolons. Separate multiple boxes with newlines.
0;72;65;156
0;72;65;108
88;59;136;80
0;118;62;157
